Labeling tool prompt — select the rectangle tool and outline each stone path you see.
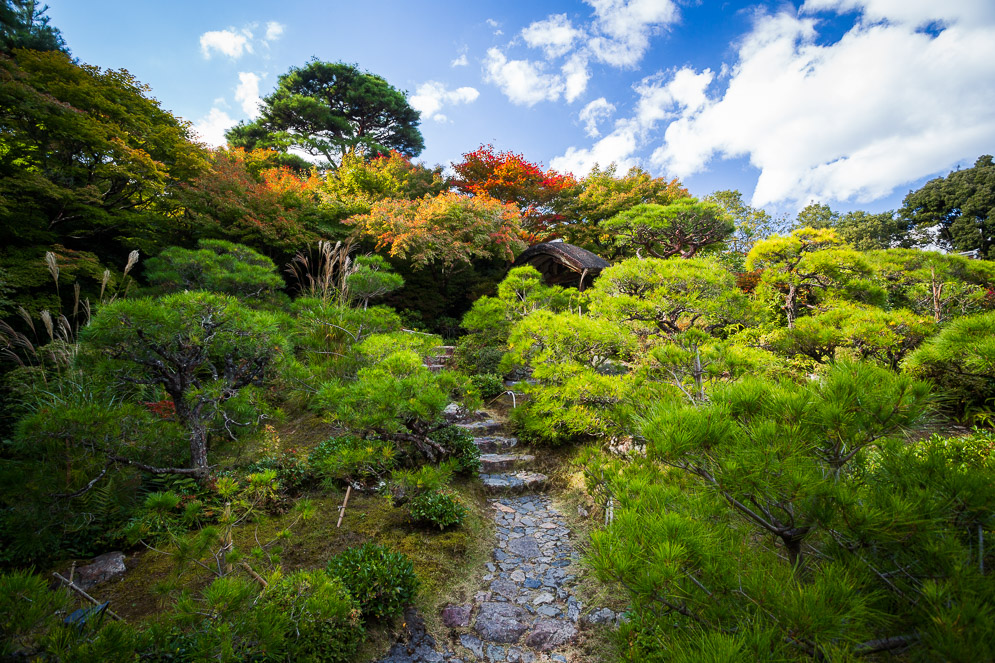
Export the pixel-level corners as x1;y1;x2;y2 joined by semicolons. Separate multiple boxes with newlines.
375;413;594;663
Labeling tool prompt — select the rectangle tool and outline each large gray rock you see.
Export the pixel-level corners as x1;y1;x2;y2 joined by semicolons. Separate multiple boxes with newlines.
474;602;531;643
73;552;126;590
508;535;541;560
524;619;577;651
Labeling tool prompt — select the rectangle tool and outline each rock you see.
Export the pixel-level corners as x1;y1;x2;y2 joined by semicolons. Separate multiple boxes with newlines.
73;552;126;590
441;604;472;628
524;619;578;651
458;419;503;435
485;644;506;661
566;597;581;622
533;592;554;605
474;602;531;643
443;403;469;421
577;505;589;517
509;569;526;583
584;607;616;625
459;634;484;658
490;578;519;600
507;647;535;663
508;536;541;559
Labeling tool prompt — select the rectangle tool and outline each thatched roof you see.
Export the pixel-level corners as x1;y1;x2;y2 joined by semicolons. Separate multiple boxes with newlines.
513;241;611;290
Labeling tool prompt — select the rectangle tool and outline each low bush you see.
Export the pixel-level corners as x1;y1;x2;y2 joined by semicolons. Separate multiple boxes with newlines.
309;436;396;487
469;372;505;399
428;426;480;476
408;489;466;530
326;543;419;621
266;570;364;662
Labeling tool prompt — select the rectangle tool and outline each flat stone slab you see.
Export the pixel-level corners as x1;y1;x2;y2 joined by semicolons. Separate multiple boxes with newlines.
481;472;548;494
480;453;534;473
457;419;504;435
508;535;542;560
524;619;578;651
474;602;531;643
474;436;518;453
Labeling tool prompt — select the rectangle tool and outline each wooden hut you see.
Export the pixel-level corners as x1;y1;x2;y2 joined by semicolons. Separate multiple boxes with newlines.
513;241;611;290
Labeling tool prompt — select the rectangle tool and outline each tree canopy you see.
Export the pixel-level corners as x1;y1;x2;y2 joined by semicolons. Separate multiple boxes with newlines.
226;60;424;170
900;154;995;259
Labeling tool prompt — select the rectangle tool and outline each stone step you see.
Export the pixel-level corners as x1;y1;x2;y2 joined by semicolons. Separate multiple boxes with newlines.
457;419;504;435
473;435;518;453
479;453;534;473
481;471;548;494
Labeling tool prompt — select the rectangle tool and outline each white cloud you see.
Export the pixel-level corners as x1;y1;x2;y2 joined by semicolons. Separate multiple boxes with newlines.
551;119;642;175
410;81;480;122
192;108;237;147
200;28;253;59
585;0;680;66
235;72;262;118
451;53;469;67
579;97;616;137
483;48;565;106
264;21;284;42
486;18;504;36
522;14;584;59
647;4;995;207
562;54;590;102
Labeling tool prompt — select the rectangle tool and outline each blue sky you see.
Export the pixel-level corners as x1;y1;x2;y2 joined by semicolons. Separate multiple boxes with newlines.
46;0;995;219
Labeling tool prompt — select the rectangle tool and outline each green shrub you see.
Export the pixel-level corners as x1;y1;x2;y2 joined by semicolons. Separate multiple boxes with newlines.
428;426;480;476
408;489;466;530
469;372;505;399
326;543;419;621
310;436;396;486
247;449;317;494
267;570;363;662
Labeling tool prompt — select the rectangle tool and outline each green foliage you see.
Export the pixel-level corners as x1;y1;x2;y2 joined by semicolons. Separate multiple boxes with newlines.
706;189;786;258
326;542;419;621
427;426;480;476
602;198;735;259
469;372;505;399
591;257;749;339
407;489;467;530
144;239;285;301
0;49;207;308
309;436;396;486
0;1;67;53
84;291;287;475
904;310;995;414
227;61;424;169
900;154;995;258
346;255;404;309
559;164;689;255
264;570;364;662
777;303;935;368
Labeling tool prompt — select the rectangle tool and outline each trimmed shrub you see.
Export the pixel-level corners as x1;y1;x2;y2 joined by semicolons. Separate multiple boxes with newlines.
326;543;419;621
408;489;466;530
267;570;363;662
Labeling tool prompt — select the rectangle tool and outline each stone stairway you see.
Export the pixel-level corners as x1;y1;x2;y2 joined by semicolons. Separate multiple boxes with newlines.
424;345;456;373
376;413;582;663
455;416;549;497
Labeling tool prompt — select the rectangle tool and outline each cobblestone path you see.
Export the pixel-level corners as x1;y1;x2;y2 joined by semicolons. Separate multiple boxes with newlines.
376;413;613;663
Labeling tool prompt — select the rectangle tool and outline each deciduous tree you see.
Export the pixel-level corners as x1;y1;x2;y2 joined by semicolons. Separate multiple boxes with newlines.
451;144;577;240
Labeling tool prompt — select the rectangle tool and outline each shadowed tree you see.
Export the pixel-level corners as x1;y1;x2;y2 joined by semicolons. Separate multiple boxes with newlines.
602;198;735;260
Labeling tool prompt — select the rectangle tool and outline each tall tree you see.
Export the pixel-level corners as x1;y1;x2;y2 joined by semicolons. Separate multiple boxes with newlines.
563;164;688;255
900;155;995;258
0;1;66;53
706;189;785;257
226;61;424;170
0;49;207;310
451;144;577;241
